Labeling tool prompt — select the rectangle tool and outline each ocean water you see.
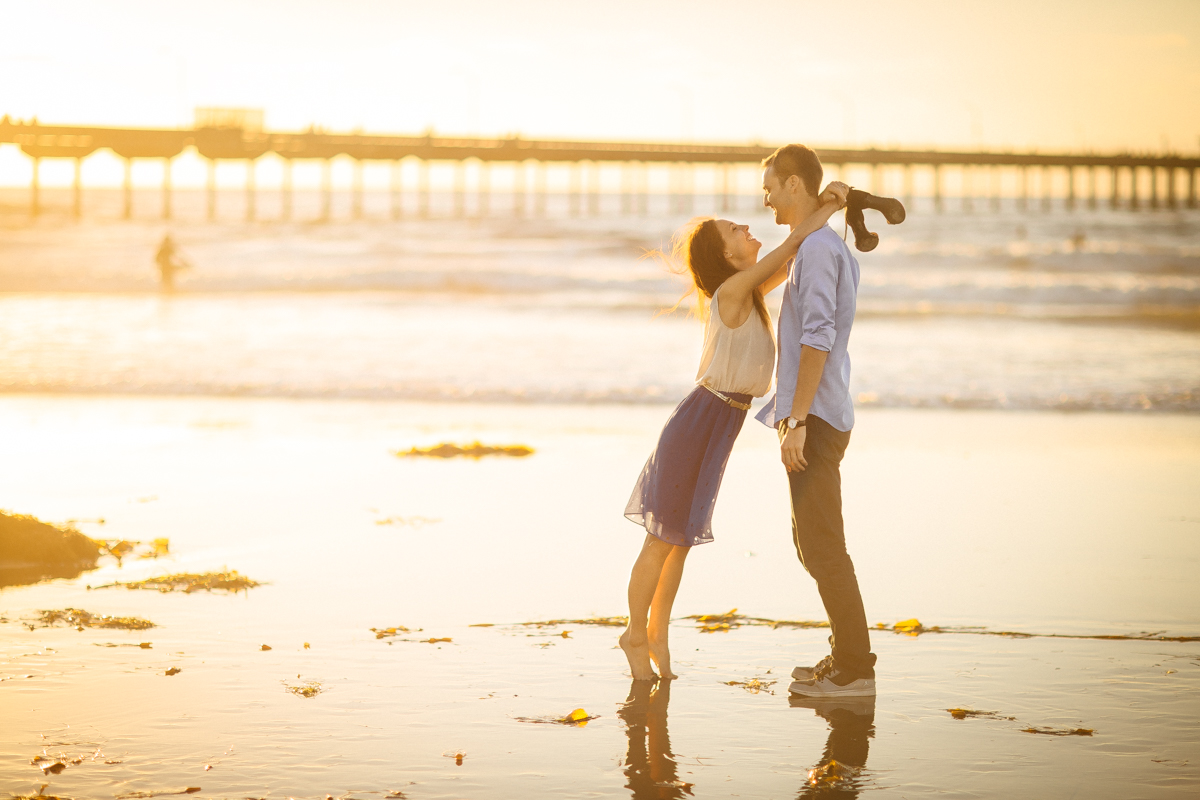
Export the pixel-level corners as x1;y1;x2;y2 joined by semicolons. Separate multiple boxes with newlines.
0;190;1197;412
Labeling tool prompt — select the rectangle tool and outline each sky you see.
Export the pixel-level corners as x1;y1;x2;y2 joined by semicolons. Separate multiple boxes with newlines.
1;0;1198;152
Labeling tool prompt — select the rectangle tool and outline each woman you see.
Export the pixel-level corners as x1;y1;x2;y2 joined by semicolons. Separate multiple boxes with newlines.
620;182;849;681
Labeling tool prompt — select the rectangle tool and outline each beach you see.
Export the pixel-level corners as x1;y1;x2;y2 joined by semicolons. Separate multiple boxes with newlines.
1;396;1198;798
1;197;1199;797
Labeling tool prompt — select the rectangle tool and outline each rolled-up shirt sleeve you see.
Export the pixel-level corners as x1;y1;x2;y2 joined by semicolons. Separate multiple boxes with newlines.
794;240;839;352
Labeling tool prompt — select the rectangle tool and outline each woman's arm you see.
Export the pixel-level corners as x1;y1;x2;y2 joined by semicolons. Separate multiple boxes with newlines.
758;192;836;294
720;183;848;319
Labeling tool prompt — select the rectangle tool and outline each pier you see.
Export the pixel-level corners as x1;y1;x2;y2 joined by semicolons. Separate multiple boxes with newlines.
2;114;1197;221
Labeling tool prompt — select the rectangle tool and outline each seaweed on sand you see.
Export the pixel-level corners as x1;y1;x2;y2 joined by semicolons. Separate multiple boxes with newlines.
1022;726;1094;736
724;677;777;695
371;626;412;639
684;609;829;633
681;610;1198;643
515;617;628;628
375;516;440;527
92;537;171;564
393;442;534;459
0;510;101;588
514;708;598;726
286;680;322;698
947;708;1015;720
807;760;863;790
945;708;1093;735
872;618;1200;643
92;571;261;594
34;608;156;631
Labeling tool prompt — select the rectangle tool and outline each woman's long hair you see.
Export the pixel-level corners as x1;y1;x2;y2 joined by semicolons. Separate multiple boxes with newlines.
663;217;771;329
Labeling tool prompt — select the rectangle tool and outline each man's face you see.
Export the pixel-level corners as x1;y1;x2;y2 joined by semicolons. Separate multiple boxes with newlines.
762;165;794;225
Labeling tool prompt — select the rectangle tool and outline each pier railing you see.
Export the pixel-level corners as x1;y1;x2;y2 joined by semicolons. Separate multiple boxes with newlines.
3;116;1197;220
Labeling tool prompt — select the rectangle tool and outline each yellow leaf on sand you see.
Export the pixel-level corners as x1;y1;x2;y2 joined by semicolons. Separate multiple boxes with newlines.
566;708;589;722
893;618;923;633
260;644;272;651
304;642;310;649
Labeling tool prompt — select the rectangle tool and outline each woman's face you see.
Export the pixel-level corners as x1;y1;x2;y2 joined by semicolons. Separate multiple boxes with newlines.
716;219;761;270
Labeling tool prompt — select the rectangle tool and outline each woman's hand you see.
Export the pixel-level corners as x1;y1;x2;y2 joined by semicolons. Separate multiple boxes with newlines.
819;181;850;209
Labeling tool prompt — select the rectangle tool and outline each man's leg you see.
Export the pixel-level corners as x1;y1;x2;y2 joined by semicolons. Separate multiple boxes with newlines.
786;416;876;679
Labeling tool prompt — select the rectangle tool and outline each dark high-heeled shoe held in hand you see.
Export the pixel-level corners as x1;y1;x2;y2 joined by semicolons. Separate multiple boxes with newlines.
845;188;906;252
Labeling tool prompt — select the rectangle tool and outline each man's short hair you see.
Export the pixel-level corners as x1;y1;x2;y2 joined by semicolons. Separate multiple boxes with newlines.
762;144;823;197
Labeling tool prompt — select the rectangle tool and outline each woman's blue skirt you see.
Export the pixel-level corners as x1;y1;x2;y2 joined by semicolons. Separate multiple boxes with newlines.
624;385;752;547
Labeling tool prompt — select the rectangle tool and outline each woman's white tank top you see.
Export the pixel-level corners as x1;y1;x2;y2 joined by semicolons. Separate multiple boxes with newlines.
695;285;776;397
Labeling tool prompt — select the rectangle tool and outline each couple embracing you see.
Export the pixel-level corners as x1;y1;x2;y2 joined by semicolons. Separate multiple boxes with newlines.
620;143;878;698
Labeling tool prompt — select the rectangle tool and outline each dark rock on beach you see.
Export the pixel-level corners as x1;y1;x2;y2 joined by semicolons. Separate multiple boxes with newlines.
0;511;101;589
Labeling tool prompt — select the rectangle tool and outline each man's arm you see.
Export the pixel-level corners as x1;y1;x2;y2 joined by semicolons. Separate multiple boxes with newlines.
779;238;840;472
780;345;828;472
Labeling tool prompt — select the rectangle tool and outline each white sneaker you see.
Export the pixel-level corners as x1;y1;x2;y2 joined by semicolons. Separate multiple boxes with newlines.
788;669;876;698
791;654;834;681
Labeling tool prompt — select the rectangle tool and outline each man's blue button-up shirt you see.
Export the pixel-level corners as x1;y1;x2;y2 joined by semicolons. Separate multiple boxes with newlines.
755;224;860;433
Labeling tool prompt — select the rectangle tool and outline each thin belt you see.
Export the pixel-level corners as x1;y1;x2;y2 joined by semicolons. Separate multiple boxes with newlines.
702;384;752;411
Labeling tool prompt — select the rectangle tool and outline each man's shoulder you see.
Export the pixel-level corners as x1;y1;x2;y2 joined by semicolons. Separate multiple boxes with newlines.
798;225;847;257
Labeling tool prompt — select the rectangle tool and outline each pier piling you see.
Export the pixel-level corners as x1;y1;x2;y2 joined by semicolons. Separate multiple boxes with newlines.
30;156;40;217
418;159;430;218
389;160;401;220
535;161;547;217
73;156;82;218
321;160;332;222
282;159;293;221
123;158;133;220
206;160;217;221
479;161;491;218
162;157;172;220
513;161;525;218
245;158;256;222
353;160;364;219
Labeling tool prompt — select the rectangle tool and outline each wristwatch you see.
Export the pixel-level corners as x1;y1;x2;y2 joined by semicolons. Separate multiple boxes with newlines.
778;416;806;432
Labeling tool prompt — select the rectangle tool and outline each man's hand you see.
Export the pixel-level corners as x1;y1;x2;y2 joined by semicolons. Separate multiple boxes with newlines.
781;424;808;472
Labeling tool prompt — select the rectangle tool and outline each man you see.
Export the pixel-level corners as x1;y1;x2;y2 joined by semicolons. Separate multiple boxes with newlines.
755;144;877;697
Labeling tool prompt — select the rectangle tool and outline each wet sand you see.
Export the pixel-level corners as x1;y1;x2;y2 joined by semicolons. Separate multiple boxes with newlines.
1;396;1198;798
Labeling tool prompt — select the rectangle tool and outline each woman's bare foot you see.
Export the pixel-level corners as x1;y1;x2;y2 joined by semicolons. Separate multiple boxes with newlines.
648;637;677;680
619;629;657;681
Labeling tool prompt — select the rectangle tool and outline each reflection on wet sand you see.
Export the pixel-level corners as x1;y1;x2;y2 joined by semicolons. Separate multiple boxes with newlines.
618;679;693;798
790;695;876;798
617;680;876;799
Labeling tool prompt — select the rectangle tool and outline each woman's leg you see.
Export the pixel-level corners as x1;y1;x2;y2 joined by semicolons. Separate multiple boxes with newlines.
620;534;674;681
647;543;689;679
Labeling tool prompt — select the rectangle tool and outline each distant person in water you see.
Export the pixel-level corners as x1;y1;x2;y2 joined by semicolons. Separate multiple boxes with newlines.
757;144;877;698
619;180;849;682
155;234;191;292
